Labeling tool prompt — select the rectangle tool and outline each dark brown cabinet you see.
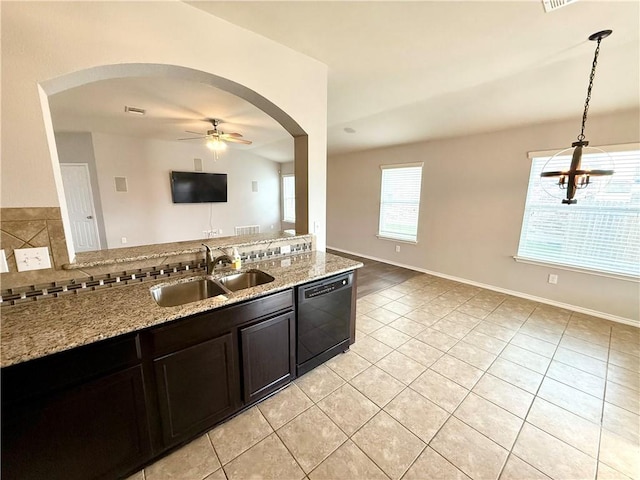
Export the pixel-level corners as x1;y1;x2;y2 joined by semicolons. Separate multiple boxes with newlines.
153;332;240;446
240;311;295;403
2;362;150;480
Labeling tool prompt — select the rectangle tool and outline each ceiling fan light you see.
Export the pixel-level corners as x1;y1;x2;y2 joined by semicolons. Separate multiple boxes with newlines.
206;138;227;151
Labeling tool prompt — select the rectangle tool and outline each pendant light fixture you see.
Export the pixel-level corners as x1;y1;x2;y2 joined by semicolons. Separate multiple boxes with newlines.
540;30;614;204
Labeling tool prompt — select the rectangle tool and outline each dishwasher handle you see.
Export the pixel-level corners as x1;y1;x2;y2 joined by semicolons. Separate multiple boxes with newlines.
300;273;352;301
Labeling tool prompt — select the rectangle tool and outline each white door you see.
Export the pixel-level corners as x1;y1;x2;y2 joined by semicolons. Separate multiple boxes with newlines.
60;163;101;252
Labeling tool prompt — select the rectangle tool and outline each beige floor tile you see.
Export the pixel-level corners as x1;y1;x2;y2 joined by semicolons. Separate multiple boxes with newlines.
277;406;347;474
554;347;608;378
513;423;596;480
537;377;603;423
431;354;483;389
546;360;606;398
388;316;426;336
357;299;378;315
403;308;440;326
203;469;227;480
397;338;444;367
560;335;609;361
431;317;474;340
420;302;456;319
363;293;394;307
611;337;640;357
500;455;550;480
448;340;497;370
295;364;345;402
365;307;402;324
357;314;386;334
517;323;563;345
316;383;379;436
431;416;508;480
474;320;518;342
599;430;640;480
597;462;634;480
484;311;526;331
499;344;551;374
403;447;470;480
462;330;507;355
456;302;493;320
454;392;523;449
146;435;221;480
603;402;640;443
415;328;459;352
472;374;534;418
257;383;313;430
609;349;640;373
350;365;405;407
606;381;640;415
351;411;425;480
509;332;557;358
324;350;372;381
608;364;640;392
526;397;601;457
382;300;416;316
308;440;388;480
376;350;427;385
377;288;406;301
369;325;412;348
223;433;304;480
350;335;394;363
384;387;449;443
488;358;543;394
564;326;611;348
431;295;466;309
209;407;273;465
410;369;469;413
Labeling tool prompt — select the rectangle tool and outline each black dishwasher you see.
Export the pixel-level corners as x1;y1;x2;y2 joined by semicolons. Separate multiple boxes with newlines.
296;272;353;376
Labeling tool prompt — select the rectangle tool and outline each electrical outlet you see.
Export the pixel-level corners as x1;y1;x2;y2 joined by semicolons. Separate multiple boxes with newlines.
121;237;127;244
395;245;401;253
548;274;558;284
281;245;291;254
14;247;52;272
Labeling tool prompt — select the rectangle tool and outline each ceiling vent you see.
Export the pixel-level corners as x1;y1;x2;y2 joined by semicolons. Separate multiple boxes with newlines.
542;0;578;13
124;106;146;116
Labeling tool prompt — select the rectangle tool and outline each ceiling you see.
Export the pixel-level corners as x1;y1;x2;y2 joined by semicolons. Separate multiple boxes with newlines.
50;1;639;162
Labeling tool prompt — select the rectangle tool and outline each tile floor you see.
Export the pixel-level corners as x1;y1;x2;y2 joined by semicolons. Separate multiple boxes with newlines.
130;273;639;480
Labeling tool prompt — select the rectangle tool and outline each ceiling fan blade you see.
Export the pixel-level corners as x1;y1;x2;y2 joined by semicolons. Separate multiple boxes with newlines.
223;137;252;145
223;132;243;138
185;130;206;136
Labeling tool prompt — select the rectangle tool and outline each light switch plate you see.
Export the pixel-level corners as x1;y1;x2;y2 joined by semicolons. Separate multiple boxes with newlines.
0;249;9;273
14;247;52;272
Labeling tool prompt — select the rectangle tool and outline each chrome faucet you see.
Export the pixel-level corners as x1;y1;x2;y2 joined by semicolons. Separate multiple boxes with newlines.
202;244;232;274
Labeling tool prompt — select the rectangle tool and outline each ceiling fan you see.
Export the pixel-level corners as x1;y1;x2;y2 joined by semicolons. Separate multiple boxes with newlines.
178;119;252;151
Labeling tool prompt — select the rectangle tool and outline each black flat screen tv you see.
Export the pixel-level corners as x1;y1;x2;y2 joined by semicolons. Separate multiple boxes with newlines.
170;171;228;203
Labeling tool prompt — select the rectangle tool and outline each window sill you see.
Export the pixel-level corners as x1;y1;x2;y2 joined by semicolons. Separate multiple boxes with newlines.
513;256;639;282
376;235;418;245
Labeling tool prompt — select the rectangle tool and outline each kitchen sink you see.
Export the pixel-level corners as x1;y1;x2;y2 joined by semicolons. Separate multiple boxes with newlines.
217;269;275;292
150;277;229;307
150;269;275;306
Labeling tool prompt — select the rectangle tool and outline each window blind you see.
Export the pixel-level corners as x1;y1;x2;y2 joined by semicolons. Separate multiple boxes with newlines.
378;163;423;243
282;175;295;222
517;148;640;277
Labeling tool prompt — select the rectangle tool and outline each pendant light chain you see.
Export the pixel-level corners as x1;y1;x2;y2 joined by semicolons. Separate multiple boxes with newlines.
578;37;602;142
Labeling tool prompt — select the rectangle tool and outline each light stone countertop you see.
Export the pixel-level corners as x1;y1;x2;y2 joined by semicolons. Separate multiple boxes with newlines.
1;251;362;368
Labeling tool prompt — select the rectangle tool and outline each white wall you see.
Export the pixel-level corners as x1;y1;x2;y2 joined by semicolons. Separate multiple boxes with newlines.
0;1;327;247
91;133;281;248
327;109;640;322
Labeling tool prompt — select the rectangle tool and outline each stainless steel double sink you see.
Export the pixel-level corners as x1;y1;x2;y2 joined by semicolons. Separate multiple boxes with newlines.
150;269;275;307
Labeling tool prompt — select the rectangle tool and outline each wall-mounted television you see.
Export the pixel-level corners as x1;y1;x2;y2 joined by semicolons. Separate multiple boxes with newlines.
170;171;227;203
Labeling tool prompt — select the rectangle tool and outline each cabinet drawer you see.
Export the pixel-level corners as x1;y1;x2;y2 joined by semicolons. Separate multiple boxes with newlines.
147;289;294;356
1;334;140;404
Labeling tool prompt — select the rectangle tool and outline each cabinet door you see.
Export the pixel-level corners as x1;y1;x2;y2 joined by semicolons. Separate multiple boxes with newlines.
240;312;295;404
153;332;240;447
1;365;150;480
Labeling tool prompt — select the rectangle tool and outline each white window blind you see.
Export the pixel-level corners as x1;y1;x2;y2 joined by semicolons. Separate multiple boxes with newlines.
378;163;423;243
282;175;295;222
517;148;640;278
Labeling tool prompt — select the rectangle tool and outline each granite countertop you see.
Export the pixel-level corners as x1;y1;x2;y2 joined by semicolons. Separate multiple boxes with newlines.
64;231;306;269
1;251;362;368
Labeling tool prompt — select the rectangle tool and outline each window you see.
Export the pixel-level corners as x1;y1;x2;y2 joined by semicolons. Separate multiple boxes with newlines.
517;146;640;278
378;163;423;243
282;174;295;222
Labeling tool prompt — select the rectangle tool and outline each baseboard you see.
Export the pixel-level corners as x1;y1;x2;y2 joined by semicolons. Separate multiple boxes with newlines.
327;246;639;328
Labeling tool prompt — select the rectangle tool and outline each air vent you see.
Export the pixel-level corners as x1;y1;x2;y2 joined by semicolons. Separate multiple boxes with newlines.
542;0;578;13
124;106;146;116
